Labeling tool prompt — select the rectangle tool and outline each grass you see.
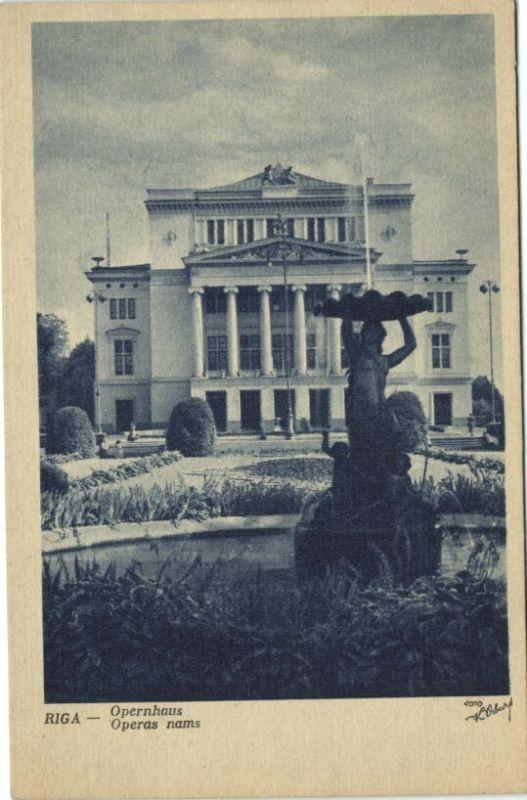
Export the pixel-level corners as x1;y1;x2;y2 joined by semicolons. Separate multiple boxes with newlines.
237;456;332;482
43;557;509;702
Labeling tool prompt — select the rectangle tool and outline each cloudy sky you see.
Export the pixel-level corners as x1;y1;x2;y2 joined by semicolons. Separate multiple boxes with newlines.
32;14;501;378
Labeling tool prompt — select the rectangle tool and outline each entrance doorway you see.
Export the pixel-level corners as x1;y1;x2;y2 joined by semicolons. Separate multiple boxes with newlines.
115;399;134;433
309;389;330;429
274;389;296;429
240;390;261;431
433;393;453;426
206;391;227;433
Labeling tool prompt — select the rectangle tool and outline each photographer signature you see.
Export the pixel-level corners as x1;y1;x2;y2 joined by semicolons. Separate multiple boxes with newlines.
465;698;512;723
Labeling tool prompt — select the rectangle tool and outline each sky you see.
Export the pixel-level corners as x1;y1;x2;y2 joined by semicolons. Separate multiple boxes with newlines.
32;14;502;381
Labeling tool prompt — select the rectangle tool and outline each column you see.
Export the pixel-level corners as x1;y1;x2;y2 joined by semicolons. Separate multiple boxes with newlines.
224;287;239;377
301;217;308;239
189;288;205;377
328;284;342;375
292;285;307;375
258;286;273;376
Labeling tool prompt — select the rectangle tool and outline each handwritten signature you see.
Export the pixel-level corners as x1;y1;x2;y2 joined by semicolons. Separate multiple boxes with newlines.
465;698;512;723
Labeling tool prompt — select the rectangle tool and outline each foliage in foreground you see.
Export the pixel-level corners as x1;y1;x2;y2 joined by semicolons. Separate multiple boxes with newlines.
43;559;509;702
41;466;506;531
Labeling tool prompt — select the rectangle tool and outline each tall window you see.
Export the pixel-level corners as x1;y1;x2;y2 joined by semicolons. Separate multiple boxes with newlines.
428;291;453;313
114;340;134;376
271;286;294;312
286;217;295;237
236;219;244;244
207;220;215;244
431;333;451;369
238;287;259;313
207;335;228;372
337;217;346;242
266;218;275;237
349;217;356;241
306;334;317;369
205;288;226;314
110;298;136;320
240;335;260;370
217;219;225;245
246;219;254;242
317;218;326;242
305;285;327;312
307;217;316;241
341;344;350;370
272;333;294;371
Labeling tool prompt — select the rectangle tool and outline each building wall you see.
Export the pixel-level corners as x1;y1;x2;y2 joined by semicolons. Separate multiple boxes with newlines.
98;380;151;432
149;209;194;269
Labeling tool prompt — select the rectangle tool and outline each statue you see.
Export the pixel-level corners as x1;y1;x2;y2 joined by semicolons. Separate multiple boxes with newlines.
295;289;440;584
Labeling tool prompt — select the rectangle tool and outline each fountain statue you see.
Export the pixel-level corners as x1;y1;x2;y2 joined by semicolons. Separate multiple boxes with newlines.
295;289;441;584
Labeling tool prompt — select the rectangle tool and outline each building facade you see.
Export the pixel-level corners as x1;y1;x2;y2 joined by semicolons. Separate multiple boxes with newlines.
87;164;475;434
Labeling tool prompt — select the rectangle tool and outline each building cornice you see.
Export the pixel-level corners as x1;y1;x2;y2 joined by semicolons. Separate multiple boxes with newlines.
145;196;413;215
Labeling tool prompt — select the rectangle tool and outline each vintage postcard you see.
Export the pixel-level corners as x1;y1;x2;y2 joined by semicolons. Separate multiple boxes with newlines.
1;0;526;797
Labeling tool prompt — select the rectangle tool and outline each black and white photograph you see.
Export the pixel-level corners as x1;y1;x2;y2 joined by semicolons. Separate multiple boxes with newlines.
33;13;510;705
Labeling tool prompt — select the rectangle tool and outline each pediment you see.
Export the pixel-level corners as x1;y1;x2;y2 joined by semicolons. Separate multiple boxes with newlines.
105;325;141;339
184;236;381;266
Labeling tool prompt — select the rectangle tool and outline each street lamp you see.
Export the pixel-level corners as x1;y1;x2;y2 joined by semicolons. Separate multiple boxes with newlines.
270;214;295;440
479;279;500;423
86;256;107;438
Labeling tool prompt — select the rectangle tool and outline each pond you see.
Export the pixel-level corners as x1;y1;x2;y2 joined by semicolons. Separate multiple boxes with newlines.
44;528;506;584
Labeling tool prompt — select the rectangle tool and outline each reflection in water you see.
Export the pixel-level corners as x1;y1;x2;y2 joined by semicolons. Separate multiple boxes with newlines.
44;529;506;584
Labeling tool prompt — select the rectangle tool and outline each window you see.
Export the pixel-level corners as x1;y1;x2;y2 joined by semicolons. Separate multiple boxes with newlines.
271;286;294;312
317;218;326;242
114;340;133;376
306;334;317;369
272;333;294;371
286;218;295;237
217;219;225;245
205;288;226;314
305;285;327;312
207;335;228;372
246;219;254;242
307;217;316;241
341;345;350;369
266;218;275;237
337;217;346;242
240;335;260;370
431;333;451;369
349;217;356;241
110;298;136;320
207;220;215;244
237;219;244;244
238;287;259;313
428;292;454;313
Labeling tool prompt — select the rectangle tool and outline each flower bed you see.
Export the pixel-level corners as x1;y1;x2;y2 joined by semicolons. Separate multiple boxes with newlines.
415;446;504;474
43;560;509;702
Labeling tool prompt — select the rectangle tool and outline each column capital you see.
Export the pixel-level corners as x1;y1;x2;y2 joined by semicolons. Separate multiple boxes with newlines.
257;285;273;294
327;283;342;294
188;286;205;295
223;286;239;294
292;284;307;293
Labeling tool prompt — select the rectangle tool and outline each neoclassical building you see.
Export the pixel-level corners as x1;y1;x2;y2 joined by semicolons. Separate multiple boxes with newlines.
86;164;475;433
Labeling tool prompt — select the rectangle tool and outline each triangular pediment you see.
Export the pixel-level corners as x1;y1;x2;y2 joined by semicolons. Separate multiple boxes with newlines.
184;236;381;266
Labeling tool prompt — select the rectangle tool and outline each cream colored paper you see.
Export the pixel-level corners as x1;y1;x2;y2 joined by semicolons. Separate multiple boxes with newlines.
1;0;526;797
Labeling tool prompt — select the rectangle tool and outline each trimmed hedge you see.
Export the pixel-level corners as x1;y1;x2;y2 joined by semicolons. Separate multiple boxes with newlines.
47;406;96;458
385;391;427;452
166;398;216;456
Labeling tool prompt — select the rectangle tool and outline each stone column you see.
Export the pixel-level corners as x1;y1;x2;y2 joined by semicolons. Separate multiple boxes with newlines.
189;287;205;377
224;287;239;376
328;284;342;375
257;286;273;376
292;284;307;375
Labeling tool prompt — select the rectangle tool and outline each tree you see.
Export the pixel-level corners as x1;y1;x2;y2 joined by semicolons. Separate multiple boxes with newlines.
37;313;68;420
166;398;216;456
58;338;95;423
472;376;504;421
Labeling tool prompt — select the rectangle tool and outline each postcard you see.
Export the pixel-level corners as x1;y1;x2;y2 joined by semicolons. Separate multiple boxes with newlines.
1;0;526;796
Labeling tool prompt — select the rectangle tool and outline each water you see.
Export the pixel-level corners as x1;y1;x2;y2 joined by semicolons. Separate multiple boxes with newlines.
44;529;506;583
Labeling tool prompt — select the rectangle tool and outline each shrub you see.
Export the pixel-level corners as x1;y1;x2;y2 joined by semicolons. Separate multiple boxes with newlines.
47;406;96;457
40;461;70;494
473;398;492;425
166;398;216;456
385;391;427;452
43;564;509;702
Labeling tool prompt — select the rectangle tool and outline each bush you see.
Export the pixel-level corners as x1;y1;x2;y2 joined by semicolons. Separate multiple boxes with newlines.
473;398;492;425
43;564;509;702
385;391;427;451
40;461;70;494
166;398;216;456
47;406;96;457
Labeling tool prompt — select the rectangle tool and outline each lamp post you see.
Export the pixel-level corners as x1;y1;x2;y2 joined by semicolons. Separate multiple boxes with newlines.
270;214;295;440
479;279;500;423
86;256;107;437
